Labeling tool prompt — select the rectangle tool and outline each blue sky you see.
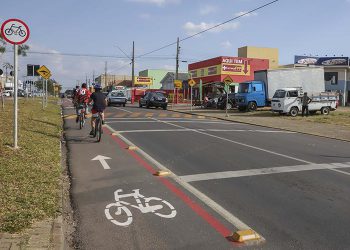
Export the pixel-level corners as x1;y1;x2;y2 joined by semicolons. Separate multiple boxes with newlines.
1;0;350;89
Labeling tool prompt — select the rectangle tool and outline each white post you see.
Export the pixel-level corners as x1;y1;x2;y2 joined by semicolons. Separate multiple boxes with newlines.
45;79;48;107
13;44;18;149
344;69;347;106
225;86;229;117
190;86;193;112
42;77;45;109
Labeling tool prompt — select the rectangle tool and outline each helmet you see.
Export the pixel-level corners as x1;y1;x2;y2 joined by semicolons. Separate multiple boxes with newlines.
94;84;102;89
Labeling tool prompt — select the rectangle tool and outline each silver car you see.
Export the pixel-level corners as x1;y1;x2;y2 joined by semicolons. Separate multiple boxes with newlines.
107;91;127;107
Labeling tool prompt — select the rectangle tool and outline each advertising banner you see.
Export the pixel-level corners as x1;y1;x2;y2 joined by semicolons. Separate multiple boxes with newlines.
134;76;153;85
295;56;349;66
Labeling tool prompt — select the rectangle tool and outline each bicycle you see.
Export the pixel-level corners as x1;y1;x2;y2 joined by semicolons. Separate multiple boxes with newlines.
93;111;103;142
5;24;26;37
105;189;177;227
78;104;86;129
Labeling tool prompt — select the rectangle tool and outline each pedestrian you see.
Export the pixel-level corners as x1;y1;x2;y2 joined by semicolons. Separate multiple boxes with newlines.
301;92;311;117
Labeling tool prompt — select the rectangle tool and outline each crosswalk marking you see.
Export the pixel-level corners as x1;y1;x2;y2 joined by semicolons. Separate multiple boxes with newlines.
145;113;154;117
129;112;142;117
172;114;181;118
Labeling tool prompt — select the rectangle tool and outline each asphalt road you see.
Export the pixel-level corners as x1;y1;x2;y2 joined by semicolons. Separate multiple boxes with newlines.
64;100;350;250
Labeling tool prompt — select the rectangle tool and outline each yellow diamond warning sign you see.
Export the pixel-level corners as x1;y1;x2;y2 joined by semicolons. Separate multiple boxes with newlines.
188;79;196;87
36;65;51;79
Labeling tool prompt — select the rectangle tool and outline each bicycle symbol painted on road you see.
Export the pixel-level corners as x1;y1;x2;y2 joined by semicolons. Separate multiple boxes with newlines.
105;189;177;227
5;24;27;37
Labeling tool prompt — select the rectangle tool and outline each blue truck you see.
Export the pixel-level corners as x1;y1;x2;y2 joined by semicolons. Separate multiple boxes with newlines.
235;67;325;111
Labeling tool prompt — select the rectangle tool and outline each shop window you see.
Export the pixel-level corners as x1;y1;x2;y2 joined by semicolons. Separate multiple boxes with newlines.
324;72;338;85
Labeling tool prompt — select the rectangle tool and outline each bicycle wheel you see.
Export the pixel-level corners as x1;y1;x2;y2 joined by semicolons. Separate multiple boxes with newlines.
19;29;26;37
96;118;102;142
145;197;177;218
5;29;13;35
79;115;83;129
105;203;133;227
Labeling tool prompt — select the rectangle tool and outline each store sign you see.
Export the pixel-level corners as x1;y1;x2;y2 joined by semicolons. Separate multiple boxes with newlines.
134;76;153;85
294;56;349;66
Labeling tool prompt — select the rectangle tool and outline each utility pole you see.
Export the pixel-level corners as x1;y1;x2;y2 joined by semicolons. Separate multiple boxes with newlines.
176;37;180;80
131;41;135;104
104;61;107;90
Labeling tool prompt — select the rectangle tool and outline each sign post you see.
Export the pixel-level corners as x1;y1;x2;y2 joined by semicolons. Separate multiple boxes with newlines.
188;79;196;112
36;65;51;109
1;18;30;149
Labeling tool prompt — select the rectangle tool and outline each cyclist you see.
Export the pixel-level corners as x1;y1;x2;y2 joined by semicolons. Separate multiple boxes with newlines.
76;83;91;122
72;85;80;122
89;84;107;136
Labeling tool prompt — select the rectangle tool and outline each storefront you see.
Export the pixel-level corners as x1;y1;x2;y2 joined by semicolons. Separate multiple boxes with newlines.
188;56;269;101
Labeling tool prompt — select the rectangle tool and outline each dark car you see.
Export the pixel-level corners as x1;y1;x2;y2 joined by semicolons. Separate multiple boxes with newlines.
217;93;236;110
139;92;168;110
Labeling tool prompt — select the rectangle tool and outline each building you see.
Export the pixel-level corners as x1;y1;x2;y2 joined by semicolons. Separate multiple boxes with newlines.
238;46;279;69
161;72;189;90
95;74;132;89
293;56;350;106
188;56;269;86
138;69;172;89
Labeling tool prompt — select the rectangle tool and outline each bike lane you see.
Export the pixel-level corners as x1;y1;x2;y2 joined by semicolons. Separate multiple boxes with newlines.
63;104;244;249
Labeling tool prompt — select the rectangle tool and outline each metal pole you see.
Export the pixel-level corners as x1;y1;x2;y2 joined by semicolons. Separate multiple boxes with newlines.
190;86;193;112
225;85;229;117
344;69;347;106
176;37;179;80
13;44;18;149
131;41;135;104
42;77;45;109
45;79;48;107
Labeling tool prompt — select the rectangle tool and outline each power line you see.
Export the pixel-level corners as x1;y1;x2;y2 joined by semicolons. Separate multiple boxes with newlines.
137;0;279;58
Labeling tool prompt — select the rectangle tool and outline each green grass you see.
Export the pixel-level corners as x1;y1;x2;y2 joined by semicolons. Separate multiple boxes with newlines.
0;98;62;233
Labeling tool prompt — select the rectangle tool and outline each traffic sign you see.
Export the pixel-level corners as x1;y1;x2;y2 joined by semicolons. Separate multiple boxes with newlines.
223;76;233;84
174;80;182;89
1;19;30;45
37;65;51;79
188;79;196;87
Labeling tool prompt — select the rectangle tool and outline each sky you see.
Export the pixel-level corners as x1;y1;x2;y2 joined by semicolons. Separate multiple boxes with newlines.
1;0;350;89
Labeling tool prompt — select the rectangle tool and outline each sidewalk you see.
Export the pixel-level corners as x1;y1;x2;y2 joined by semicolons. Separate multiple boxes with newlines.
170;104;350;142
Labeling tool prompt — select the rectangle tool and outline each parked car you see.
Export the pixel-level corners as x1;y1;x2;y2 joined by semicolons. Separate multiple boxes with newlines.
139;91;168;110
107;91;127;107
217;93;236;110
2;90;11;97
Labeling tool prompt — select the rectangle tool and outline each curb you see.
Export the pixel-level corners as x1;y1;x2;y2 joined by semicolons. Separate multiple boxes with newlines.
169;108;350;143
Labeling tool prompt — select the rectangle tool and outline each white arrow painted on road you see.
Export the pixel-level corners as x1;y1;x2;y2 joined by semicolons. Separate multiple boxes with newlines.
92;155;111;169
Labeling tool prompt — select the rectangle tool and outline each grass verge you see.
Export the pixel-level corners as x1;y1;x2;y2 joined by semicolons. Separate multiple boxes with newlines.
0;98;62;233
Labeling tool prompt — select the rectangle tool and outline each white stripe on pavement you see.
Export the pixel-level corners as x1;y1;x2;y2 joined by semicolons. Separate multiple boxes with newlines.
179;162;350;182
112;107;133;113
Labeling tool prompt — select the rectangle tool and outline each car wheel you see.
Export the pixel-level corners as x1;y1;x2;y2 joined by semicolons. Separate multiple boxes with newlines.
123;103;126;107
289;106;299;117
321;107;330;115
248;102;257;111
107;101;111;106
139;101;142;108
162;105;167;110
146;102;150;109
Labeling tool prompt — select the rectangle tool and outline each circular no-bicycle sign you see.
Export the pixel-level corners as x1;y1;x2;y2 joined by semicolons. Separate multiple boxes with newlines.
1;18;30;45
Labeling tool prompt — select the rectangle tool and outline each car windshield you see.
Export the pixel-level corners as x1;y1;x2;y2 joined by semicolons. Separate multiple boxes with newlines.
154;92;165;98
238;83;250;93
273;90;286;98
111;92;125;97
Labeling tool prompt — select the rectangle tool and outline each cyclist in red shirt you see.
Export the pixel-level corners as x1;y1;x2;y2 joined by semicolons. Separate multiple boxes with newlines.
76;83;91;122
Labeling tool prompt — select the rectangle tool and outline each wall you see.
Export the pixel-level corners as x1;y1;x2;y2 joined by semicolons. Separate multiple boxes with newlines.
139;69;170;89
324;67;349;105
238;46;279;69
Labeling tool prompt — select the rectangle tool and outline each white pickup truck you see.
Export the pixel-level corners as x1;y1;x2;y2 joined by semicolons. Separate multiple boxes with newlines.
271;88;338;117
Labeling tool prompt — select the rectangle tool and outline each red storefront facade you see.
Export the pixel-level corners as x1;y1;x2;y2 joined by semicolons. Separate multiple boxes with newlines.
188;56;270;84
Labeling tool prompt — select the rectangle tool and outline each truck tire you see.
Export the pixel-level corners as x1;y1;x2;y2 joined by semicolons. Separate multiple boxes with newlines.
321;107;330;115
289;107;299;117
248;102;257;111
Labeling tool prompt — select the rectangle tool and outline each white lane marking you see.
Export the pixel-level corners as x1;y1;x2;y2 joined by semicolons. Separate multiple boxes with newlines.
150;117;312;164
180;162;350;182
105;124;255;232
112;107;133;113
106;120;237;124
206;129;296;134
118;129;193;133
91;155;111;169
107;121;159;123
106;117;216;121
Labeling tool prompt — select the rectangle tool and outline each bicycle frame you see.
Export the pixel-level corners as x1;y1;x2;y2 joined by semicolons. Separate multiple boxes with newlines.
113;189;162;213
